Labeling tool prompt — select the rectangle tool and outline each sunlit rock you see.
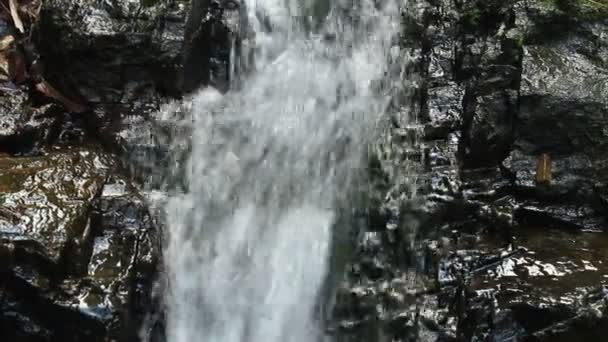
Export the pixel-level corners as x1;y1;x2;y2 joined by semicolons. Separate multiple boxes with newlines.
0;149;111;272
0;151;160;341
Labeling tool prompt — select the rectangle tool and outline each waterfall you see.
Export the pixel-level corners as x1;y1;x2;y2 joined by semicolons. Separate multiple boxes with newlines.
162;1;401;341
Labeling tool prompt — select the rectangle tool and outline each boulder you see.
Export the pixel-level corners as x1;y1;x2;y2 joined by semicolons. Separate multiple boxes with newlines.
0;150;161;341
0;149;111;272
32;0;250;182
0;88;63;153
34;0;249;102
337;0;608;341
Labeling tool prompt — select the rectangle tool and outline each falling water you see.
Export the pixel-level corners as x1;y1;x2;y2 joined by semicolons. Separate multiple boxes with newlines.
163;1;401;341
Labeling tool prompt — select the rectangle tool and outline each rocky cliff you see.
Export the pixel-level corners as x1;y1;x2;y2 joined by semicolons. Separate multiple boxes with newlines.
334;0;608;341
0;0;243;340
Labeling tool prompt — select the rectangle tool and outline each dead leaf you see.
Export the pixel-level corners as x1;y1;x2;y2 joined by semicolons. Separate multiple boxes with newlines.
35;79;87;113
22;0;41;23
0;36;25;83
0;52;9;81
0;34;14;50
8;0;24;33
535;153;552;186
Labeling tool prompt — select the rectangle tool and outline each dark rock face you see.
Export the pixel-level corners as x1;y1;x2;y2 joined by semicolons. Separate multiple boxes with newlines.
335;0;608;341
0;0;237;340
0;0;250;338
32;0;249;184
35;0;243;102
0;150;110;271
0;88;63;153
0;149;161;341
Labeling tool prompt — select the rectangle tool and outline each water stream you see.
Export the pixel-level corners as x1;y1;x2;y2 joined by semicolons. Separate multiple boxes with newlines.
163;1;401;341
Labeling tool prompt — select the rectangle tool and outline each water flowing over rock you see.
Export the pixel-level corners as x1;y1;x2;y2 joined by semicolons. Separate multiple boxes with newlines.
332;1;608;341
162;1;401;341
1;0;608;340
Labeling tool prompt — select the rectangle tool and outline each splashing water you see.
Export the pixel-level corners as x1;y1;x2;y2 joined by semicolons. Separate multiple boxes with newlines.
163;1;401;341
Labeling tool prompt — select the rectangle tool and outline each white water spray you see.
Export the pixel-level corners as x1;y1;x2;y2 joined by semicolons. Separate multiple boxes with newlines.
163;1;401;341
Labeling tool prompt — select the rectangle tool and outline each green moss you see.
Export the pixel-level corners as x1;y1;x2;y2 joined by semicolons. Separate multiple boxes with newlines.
542;0;608;20
462;9;482;29
140;0;159;7
300;0;331;32
515;31;526;47
0;156;44;193
458;1;511;35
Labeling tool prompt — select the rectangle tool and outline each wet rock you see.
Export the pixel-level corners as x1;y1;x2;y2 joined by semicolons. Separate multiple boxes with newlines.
35;0;248;104
518;44;608;156
45;179;161;341
515;204;605;232
514;5;608;186
31;0;250;186
113;99;193;189
340;0;608;341
332;271;435;339
36;0;184;103
464;228;608;340
502;15;608;231
0;88;63;153
0;149;112;273
183;0;250;93
0;290;55;341
457;36;522;167
0;150;160;341
0;241;15;271
424;84;464;140
398;227;608;341
459;90;518;168
29;0;240;168
502;150;598;201
0;0;243;340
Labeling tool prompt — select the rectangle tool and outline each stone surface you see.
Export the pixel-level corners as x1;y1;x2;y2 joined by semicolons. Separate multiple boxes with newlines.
0;150;161;341
0;149;111;271
0;0;238;341
0;88;63;153
1;0;608;340
0;1;229;339
33;0;249;183
34;0;248;103
335;1;608;341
